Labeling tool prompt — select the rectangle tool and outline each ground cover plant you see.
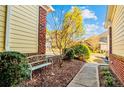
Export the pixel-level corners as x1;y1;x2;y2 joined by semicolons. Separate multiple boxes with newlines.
99;65;123;87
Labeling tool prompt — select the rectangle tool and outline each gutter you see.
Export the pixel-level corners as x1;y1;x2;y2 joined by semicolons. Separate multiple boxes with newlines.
104;5;116;28
104;5;109;28
104;5;112;28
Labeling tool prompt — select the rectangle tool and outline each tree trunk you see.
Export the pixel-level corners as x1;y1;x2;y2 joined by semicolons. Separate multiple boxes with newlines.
58;55;63;68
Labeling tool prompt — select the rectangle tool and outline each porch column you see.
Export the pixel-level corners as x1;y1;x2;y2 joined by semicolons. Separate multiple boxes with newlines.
5;5;12;51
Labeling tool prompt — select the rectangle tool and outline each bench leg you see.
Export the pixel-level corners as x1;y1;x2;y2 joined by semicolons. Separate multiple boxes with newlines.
30;70;32;80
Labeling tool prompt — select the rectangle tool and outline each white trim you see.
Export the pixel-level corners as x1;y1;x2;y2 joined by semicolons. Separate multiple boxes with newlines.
40;5;49;12
108;20;112;27
36;6;39;52
41;5;54;13
5;5;12;51
48;5;55;11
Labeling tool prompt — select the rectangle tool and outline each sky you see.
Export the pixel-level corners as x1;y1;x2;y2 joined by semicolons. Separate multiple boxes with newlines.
47;5;107;39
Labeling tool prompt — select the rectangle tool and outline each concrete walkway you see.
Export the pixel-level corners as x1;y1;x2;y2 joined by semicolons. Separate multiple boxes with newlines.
67;63;99;87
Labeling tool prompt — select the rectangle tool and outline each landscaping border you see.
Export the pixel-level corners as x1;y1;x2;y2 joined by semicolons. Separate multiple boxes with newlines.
96;64;100;87
97;64;109;87
98;64;124;87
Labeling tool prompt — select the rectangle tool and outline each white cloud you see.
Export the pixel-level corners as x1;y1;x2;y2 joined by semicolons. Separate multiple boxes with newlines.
82;9;97;20
84;24;106;38
71;6;75;12
102;22;105;26
85;24;99;32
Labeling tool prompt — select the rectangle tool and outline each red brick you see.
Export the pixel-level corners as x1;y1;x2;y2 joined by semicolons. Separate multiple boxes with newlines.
110;54;124;85
38;7;47;54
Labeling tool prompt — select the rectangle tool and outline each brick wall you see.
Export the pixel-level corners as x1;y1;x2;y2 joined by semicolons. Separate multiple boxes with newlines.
38;7;47;54
109;54;124;85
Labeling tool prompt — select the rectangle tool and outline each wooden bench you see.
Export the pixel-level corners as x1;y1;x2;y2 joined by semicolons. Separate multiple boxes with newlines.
27;55;53;79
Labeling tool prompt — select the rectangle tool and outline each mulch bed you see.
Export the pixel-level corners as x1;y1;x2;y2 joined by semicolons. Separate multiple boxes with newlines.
98;65;123;87
20;59;84;87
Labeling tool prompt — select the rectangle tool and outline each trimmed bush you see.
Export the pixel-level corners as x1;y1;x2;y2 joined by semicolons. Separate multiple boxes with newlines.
72;44;91;59
63;48;75;60
0;51;30;87
63;44;91;61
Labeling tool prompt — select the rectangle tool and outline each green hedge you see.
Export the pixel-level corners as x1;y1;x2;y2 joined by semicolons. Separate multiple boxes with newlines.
63;48;75;60
72;44;91;59
0;51;30;87
63;44;91;60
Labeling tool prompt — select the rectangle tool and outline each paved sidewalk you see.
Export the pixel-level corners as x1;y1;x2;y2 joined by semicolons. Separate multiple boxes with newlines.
67;63;99;87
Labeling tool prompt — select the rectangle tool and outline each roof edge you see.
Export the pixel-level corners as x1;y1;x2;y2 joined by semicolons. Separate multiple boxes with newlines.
41;5;55;13
104;5;115;28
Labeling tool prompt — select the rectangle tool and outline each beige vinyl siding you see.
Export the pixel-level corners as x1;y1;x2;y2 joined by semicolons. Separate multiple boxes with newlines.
112;6;124;56
9;6;39;53
0;6;6;52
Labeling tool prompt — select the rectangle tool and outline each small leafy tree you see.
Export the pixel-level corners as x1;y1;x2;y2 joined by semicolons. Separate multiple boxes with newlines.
47;6;85;67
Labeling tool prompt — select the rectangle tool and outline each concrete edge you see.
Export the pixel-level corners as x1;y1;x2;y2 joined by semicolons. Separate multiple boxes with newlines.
67;63;86;87
96;64;100;87
96;64;109;87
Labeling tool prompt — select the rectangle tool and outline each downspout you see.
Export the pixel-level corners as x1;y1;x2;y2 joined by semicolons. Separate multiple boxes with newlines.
5;5;12;51
108;20;112;54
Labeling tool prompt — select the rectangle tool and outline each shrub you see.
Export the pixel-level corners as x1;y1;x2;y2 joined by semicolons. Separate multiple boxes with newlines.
63;48;75;60
0;51;30;87
72;44;91;59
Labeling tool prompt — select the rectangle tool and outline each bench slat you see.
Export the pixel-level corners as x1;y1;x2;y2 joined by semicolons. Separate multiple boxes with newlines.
29;59;48;64
31;62;52;71
27;54;47;59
